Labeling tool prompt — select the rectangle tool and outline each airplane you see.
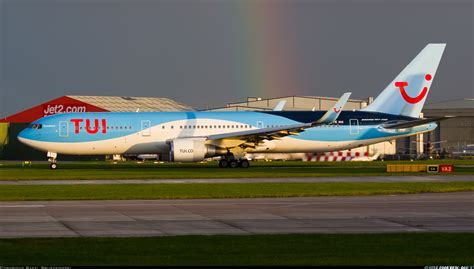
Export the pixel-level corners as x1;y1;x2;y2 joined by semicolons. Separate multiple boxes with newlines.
18;43;451;169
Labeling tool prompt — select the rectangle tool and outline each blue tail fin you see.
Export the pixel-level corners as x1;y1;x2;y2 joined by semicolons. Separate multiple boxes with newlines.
361;43;446;117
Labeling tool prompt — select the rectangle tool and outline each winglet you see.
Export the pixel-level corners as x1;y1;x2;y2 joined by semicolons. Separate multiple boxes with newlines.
314;92;351;125
273;100;287;111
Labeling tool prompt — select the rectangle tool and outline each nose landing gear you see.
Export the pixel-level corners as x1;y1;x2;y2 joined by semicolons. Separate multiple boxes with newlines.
50;162;57;170
47;152;58;170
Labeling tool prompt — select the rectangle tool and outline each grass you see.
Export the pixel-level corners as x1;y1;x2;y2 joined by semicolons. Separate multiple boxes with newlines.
0;181;473;200
0;160;473;180
0;233;473;265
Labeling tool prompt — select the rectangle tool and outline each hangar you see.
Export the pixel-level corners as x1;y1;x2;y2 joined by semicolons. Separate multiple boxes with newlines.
207;95;369;111
422;98;474;157
0;95;194;160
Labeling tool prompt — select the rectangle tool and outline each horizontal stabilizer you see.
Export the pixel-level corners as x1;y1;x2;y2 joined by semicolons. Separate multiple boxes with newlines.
383;116;454;129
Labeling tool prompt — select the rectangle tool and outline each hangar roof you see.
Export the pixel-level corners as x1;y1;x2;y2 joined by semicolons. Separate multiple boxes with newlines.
68;95;194;112
424;98;474;110
1;95;194;123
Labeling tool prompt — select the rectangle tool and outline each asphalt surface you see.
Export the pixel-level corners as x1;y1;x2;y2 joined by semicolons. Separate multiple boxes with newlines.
0;192;473;238
0;175;473;185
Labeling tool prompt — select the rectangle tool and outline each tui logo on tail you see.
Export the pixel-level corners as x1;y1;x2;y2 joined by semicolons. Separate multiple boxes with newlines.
395;74;431;104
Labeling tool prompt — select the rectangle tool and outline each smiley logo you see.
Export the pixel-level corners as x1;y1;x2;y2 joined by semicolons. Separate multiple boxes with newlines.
395;74;431;104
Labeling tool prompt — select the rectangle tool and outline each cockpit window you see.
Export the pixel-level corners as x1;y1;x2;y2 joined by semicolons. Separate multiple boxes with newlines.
29;124;42;129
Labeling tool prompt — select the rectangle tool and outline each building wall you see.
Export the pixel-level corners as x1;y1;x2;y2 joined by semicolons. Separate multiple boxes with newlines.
423;107;474;152
438;117;474;149
220;96;367;111
0;123;9;159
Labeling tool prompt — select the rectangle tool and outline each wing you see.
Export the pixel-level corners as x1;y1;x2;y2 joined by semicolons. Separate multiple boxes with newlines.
205;92;351;149
382;116;454;129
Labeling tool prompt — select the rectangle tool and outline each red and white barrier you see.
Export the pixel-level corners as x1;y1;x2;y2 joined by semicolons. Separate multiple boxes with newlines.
304;151;369;162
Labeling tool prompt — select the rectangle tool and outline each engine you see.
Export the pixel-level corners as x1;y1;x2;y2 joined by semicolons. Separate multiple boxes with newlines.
169;138;225;162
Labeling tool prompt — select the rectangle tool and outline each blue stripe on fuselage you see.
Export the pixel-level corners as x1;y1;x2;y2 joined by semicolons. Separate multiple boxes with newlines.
19;111;425;143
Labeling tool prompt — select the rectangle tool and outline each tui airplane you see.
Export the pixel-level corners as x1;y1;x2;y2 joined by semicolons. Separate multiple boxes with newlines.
18;44;451;169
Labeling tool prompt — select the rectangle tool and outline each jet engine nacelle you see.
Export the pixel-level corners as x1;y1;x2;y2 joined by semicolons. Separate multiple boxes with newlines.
169;138;225;162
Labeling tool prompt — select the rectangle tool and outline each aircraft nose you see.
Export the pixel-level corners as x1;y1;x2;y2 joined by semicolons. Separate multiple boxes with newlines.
17;128;32;145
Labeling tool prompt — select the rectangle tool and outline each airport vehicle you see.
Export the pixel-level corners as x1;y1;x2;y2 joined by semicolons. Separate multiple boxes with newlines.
18;44;451;169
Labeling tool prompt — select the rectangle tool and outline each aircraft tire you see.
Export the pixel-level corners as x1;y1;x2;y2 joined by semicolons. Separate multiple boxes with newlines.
50;163;57;170
239;160;250;168
219;159;229;168
229;160;239;168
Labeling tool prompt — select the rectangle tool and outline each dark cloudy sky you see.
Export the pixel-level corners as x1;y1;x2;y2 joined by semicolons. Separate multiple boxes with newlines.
0;0;473;117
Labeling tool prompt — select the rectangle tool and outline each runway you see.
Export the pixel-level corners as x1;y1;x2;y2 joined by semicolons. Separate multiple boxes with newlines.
0;192;473;238
0;175;472;185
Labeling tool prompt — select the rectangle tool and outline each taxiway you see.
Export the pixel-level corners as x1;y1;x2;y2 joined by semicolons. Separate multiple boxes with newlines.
0;192;472;238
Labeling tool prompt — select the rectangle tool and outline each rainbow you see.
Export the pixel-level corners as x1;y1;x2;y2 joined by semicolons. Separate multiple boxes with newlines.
237;3;303;98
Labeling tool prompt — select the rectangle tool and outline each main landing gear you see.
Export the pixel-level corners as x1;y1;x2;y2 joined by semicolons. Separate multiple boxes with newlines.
218;153;250;168
47;152;58;170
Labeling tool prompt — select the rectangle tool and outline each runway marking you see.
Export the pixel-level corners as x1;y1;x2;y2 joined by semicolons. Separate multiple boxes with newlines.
0;193;472;237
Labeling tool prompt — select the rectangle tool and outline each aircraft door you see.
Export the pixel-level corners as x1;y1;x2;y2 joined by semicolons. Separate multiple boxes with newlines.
141;120;151;136
257;121;264;129
59;121;69;137
349;119;359;135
